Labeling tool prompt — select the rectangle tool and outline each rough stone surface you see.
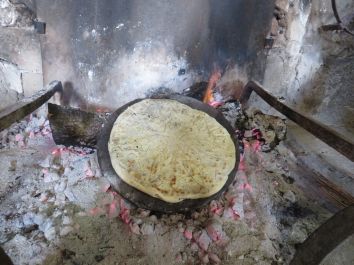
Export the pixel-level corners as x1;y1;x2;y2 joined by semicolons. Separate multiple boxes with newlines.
0;0;35;28
0;1;43;111
251;0;354;136
0;58;23;110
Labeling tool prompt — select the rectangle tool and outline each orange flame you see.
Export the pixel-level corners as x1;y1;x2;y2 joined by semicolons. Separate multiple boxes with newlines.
203;70;222;104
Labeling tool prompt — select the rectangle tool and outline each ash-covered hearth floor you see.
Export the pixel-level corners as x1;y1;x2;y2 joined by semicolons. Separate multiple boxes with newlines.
0;113;333;265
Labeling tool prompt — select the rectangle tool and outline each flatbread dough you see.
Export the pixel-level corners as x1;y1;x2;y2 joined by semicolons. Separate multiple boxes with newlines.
108;99;236;203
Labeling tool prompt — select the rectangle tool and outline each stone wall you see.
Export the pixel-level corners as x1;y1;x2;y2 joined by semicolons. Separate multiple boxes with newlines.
252;0;354;137
0;0;43;111
34;0;274;109
252;0;354;200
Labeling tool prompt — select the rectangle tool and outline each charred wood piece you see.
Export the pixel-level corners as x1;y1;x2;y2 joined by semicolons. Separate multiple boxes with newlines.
182;82;208;101
0;81;62;132
321;24;342;32
48;103;110;148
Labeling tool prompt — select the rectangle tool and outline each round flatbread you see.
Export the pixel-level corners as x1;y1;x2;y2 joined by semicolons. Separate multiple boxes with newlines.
108;99;236;203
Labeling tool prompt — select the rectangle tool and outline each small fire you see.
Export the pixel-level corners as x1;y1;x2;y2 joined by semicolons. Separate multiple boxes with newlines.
51;147;62;155
203;69;222;105
50;146;90;156
96;107;110;113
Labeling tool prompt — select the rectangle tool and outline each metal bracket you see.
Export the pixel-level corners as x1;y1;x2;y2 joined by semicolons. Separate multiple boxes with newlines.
290;204;354;265
321;0;354;36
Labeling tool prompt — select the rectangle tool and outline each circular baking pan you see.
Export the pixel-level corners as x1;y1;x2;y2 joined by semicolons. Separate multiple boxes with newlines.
97;94;240;213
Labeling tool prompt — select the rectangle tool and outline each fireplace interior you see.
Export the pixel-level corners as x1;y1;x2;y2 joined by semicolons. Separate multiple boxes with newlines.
1;0;354;264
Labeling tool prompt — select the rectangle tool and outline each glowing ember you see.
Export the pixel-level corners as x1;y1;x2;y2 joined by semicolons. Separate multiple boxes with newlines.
88;188;135;228
209;200;224;216
108;200;119;218
238;154;247;171
95;107;111;113
85;167;95;178
50;146;91;156
206;221;224;242
239;182;253;192
251;140;262;152
203;69;222;106
223;207;240;220
183;228;193;240
15;134;24;142
51;147;62;156
89;207;105;216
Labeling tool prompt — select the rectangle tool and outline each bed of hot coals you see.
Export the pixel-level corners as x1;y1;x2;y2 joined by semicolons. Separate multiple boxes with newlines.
0;103;331;265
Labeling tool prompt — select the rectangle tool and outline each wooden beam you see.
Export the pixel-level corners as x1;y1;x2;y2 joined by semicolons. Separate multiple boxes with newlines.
0;81;62;132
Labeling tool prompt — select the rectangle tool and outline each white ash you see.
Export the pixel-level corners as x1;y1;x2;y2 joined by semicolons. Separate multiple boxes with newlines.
64;178;111;210
283;190;297;203
59;226;73;237
0;113;331;265
217;101;245;130
140;222;155;236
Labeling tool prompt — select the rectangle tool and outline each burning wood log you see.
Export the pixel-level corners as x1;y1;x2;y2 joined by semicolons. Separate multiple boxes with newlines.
48;103;110;148
0;81;62;132
182;82;208;101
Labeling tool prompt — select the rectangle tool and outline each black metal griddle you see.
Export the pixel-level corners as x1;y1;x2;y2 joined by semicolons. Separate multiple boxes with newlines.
97;94;240;213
